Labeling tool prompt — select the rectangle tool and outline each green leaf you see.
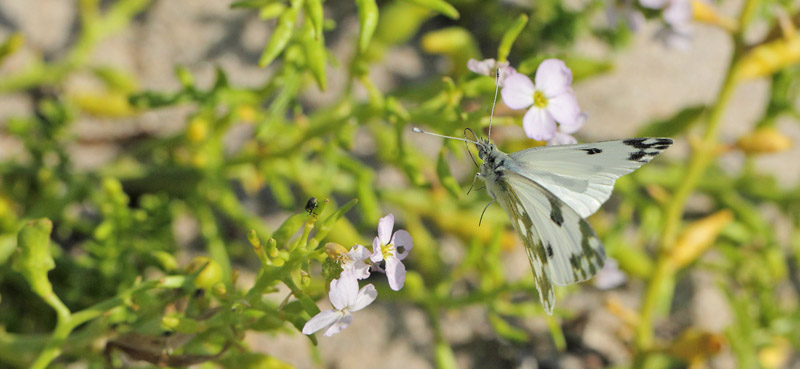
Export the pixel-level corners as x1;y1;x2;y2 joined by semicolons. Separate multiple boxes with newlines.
637;105;705;137
497;14;528;62
312;198;359;243
399;0;459;19
489;313;529;343
355;0;379;53
272;213;307;246
434;339;458;369
259;1;301;67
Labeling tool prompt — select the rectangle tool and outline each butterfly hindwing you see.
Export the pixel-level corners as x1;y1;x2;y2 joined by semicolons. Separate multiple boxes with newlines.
508;138;673;218
501;171;606;287
491;176;555;314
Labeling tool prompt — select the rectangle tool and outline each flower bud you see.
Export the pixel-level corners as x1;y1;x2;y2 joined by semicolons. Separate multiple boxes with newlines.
324;242;348;259
670;210;733;269
736;36;800;80
736;127;792;154
186;256;223;291
665;328;725;363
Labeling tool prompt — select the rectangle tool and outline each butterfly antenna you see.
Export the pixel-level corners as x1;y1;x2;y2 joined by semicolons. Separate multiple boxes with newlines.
412;127;480;145
487;67;501;139
463;128;479;169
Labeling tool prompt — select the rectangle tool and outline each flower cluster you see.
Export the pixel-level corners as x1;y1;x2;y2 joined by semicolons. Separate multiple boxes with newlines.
302;214;413;336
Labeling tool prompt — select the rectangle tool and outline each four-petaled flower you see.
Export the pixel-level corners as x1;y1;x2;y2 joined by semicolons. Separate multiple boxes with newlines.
501;59;582;141
302;272;377;337
370;214;413;291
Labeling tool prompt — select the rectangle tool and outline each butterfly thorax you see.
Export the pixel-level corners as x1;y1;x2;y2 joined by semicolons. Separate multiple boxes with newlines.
476;140;514;194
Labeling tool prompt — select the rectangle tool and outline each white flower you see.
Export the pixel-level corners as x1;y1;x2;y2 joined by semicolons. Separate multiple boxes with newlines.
501;59;582;141
370;214;413;291
340;245;372;280
593;258;628;290
302;272;377;337
467;58;517;87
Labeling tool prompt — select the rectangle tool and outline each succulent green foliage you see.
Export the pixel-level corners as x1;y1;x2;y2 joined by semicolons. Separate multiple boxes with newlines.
0;0;799;368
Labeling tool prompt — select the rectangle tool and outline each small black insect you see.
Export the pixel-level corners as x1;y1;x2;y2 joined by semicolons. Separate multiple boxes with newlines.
305;197;318;215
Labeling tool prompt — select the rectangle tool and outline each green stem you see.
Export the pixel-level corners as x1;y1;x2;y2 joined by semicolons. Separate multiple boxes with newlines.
27;276;186;369
634;7;749;361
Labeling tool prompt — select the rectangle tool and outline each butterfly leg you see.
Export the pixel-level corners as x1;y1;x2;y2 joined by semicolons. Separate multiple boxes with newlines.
478;200;495;226
467;173;481;195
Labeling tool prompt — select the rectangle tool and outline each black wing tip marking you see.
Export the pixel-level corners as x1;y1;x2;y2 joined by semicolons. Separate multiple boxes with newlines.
546;243;554;258
581;148;602;155
624;137;674;163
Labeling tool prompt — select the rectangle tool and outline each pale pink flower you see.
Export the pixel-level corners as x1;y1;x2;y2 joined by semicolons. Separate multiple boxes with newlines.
467;58;517;86
501;59;582;141
302;272;377;337
370;214;413;291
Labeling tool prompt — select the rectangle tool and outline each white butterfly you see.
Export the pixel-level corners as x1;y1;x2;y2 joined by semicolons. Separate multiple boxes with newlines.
411;130;673;314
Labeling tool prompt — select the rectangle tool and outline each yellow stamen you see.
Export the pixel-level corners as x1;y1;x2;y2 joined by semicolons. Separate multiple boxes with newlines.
533;90;548;108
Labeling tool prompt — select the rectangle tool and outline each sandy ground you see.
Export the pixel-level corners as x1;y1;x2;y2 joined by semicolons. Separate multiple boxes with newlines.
1;0;799;368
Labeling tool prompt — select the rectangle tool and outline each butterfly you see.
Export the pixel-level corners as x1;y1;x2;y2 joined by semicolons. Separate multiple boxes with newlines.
413;89;672;314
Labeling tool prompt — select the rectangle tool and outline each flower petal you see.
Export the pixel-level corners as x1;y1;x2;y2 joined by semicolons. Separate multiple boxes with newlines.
348;244;371;261
323;313;353;336
385;257;407;291
378;214;394;245
467;58;496;76
663;0;691;26
353;261;372;279
350;283;378;311
302;309;342;335
501;74;535;109
329;272;359;310
370;236;384;262
522;107;557;141
547;131;578;146
497;62;517;87
390;230;413;260
535;59;573;97
547;92;581;131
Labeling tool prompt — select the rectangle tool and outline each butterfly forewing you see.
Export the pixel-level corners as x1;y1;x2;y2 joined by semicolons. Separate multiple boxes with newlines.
509;138;674;218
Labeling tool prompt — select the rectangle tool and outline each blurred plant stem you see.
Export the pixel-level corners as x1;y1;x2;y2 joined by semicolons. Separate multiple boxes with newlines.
0;0;151;93
633;0;760;364
28;276;187;369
